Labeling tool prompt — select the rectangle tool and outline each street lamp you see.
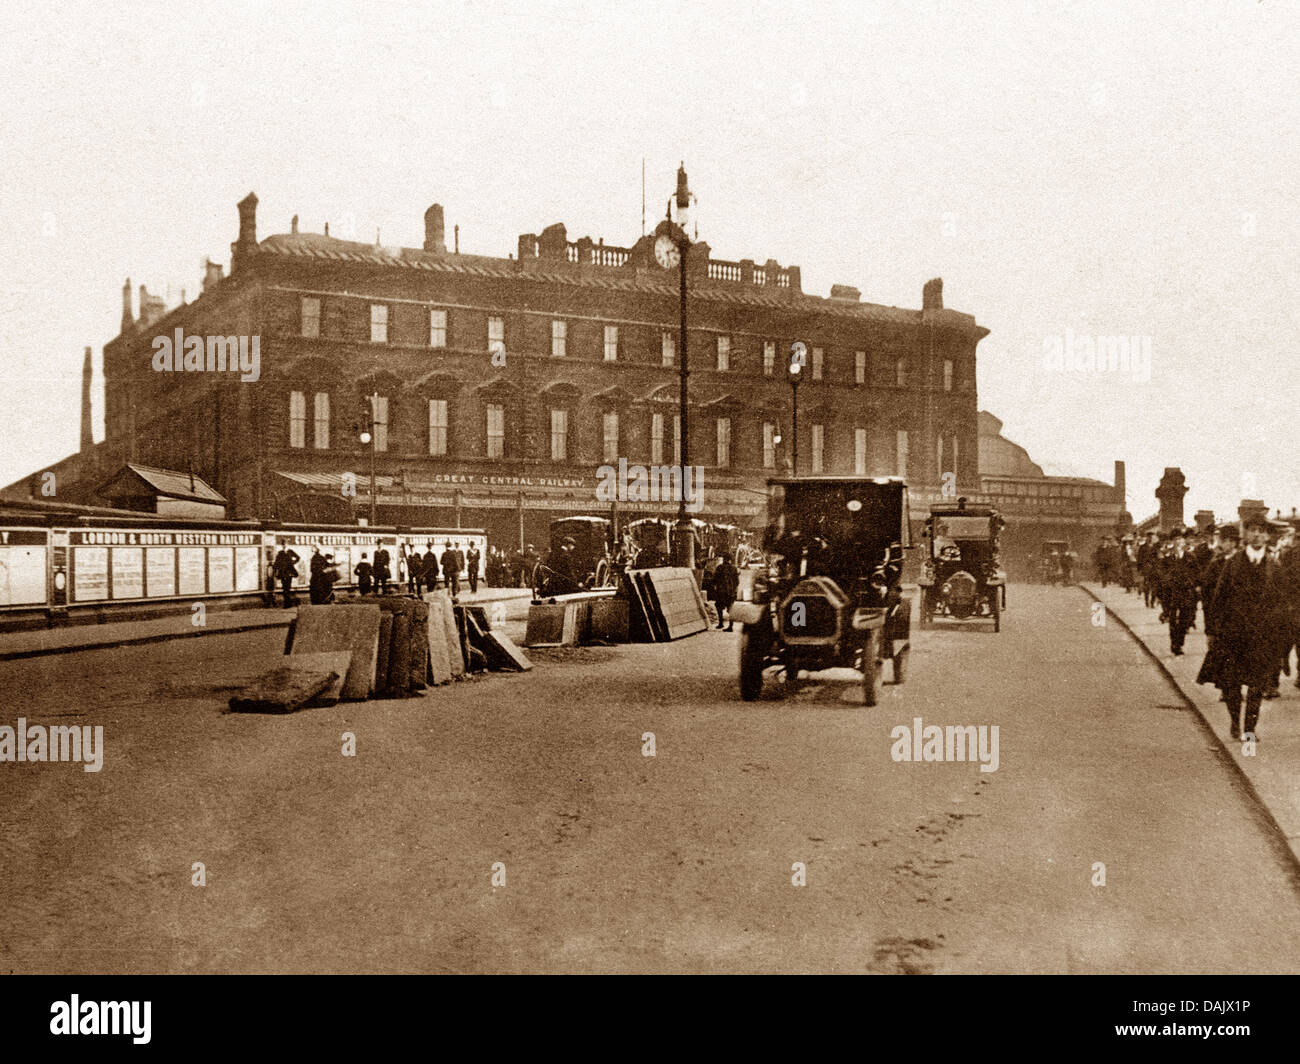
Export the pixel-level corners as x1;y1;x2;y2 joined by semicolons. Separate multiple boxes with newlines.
772;424;793;475
654;162;697;570
787;346;803;476
353;391;379;526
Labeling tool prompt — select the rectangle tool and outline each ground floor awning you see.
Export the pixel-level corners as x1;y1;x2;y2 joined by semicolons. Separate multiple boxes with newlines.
272;470;766;522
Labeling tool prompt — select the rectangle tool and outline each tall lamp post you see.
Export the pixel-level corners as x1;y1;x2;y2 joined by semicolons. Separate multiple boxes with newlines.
654;163;697;570
773;424;792;475
787;346;803;476
355;392;379;526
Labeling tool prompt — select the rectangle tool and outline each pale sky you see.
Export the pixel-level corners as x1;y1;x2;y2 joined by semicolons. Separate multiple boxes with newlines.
1;0;1297;522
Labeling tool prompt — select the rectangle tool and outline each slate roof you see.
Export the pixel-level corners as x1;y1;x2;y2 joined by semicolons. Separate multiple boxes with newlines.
99;463;226;503
254;232;985;333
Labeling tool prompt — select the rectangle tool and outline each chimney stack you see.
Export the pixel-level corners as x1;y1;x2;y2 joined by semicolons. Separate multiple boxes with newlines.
291;214;298;234
1113;460;1126;499
120;277;134;334
137;285;167;327
202;258;224;292
424;204;446;253
1155;467;1188;531
922;277;944;312
80;347;93;452
230;191;259;272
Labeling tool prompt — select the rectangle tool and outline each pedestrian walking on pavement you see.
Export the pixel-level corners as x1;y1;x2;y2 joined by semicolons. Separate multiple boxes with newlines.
1196;523;1238;702
441;540;461;599
1208;515;1284;740
1163;527;1199;656
272;546;300;608
373;547;391;595
466;544;481;594
711;555;740;631
354;553;373;596
407;548;423;595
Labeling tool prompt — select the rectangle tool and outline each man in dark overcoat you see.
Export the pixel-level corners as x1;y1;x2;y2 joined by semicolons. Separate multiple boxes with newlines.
1209;515;1284;740
422;543;439;593
441;540;461;598
1196;523;1238;700
1269;527;1300;691
373;547;391;595
272;546;301;608
1162;527;1199;655
465;544;481;594
711;555;740;631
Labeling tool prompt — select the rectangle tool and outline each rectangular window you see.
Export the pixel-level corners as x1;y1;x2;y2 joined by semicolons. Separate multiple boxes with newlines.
763;341;776;377
937;434;945;474
952;434;959;472
370;304;388;343
602;411;619;462
372;396;388;452
289;390;306;448
651;412;665;465
855;350;866;385
896;429;909;478
428;399;448;456
662;331;675;367
716;335;731;372
763;422;776;469
486;404;505;459
854;428;867;475
550;409;568;461
716;417;731;467
811;423;824;473
896;359;907;388
429;309;447;348
812;347;824;381
300;297;321;339
313;392;330;450
488;316;504;352
551;320;567;357
943;359;954;392
604;325;618;362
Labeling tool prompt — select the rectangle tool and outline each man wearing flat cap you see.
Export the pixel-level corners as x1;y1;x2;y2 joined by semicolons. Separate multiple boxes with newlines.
1209;515;1283;740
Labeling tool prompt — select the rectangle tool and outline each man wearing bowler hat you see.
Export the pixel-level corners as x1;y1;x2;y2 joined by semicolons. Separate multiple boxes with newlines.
1209;514;1283;740
1196;523;1238;702
1162;527;1199;656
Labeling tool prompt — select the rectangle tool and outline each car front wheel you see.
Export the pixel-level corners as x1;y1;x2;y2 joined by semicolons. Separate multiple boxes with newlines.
739;625;769;701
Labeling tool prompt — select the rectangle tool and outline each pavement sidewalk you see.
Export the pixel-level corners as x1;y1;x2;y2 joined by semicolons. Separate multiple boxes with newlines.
0;586;534;661
1083;581;1300;866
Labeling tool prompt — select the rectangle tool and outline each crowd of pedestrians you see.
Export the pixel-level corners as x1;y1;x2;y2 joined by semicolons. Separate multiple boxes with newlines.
1119;517;1300;742
269;540;485;608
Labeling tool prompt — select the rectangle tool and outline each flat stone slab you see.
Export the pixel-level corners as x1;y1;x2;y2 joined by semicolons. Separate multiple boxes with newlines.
289;604;381;700
423;593;453;684
430;590;465;677
228;651;352;714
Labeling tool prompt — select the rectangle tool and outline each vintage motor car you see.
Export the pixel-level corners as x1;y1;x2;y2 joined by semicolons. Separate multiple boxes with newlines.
730;476;913;706
533;516;617;596
1039;539;1074;585
918;502;1006;630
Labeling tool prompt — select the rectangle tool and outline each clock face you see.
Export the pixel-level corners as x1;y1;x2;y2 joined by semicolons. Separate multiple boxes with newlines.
654;234;680;269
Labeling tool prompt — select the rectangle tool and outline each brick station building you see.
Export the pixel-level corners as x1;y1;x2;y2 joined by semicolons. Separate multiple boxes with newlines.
11;172;991;548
